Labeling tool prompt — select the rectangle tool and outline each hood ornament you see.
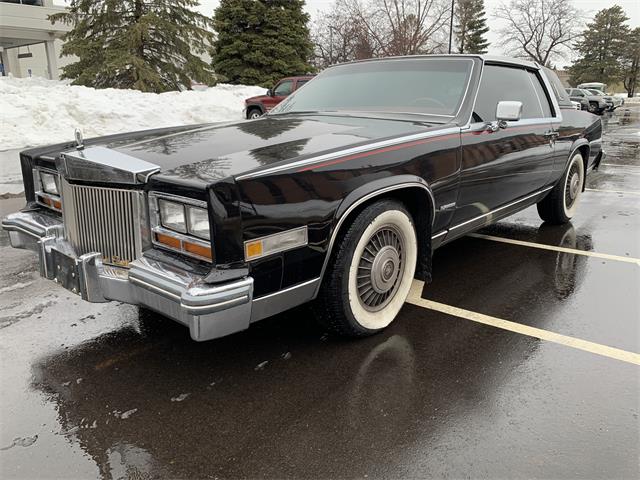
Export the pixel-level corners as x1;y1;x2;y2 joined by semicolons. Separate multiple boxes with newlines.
74;128;84;150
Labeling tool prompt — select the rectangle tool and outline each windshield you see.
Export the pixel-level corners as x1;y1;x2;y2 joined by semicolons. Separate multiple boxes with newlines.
270;58;474;118
587;89;606;96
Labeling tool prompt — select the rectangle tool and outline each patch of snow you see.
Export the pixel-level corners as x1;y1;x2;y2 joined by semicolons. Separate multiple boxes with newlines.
0;76;266;151
0;148;23;196
119;408;138;419
171;393;190;402
255;360;269;370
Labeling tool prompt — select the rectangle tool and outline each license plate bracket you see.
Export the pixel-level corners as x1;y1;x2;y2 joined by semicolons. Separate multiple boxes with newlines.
51;248;81;295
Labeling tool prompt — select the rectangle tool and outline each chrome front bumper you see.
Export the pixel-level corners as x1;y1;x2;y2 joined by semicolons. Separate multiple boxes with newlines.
2;210;254;341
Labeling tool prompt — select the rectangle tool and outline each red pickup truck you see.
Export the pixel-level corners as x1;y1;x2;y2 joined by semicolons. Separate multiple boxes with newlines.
244;76;314;119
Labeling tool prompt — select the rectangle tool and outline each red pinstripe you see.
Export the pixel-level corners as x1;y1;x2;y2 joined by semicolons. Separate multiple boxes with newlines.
297;124;549;172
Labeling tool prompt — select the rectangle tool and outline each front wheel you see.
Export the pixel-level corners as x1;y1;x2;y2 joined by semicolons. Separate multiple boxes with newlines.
587;102;598;113
537;152;585;224
315;199;418;337
246;107;263;119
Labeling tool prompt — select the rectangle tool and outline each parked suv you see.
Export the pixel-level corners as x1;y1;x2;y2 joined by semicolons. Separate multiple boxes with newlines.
565;88;607;114
244;76;314;119
583;88;623;110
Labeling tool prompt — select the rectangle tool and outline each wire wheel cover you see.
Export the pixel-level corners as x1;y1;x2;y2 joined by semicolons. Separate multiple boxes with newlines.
356;226;406;311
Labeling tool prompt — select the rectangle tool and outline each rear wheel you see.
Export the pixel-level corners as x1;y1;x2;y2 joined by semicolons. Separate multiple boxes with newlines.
316;199;418;337
537;152;585;224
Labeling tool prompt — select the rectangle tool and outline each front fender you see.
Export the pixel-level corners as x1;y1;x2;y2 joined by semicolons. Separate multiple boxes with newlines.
313;175;436;295
333;175;435;227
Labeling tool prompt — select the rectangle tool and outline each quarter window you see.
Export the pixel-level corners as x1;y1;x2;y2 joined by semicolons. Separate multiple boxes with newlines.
274;80;294;96
473;65;543;122
528;71;554;117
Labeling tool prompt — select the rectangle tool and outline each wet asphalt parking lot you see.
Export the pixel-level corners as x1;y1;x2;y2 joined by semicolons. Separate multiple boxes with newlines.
1;106;639;479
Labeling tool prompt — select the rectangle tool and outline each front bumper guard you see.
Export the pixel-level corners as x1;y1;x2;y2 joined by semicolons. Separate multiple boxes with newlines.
2;211;253;341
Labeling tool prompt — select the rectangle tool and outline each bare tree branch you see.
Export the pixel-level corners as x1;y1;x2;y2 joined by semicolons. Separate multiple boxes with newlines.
311;0;450;67
494;0;582;65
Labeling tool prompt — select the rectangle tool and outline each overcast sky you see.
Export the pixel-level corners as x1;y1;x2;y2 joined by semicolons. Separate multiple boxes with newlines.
54;0;640;65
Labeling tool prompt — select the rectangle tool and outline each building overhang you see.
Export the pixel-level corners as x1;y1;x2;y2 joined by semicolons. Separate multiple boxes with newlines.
0;2;70;49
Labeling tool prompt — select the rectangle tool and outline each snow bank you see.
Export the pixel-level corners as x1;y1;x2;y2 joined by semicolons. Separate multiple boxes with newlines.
0;76;266;151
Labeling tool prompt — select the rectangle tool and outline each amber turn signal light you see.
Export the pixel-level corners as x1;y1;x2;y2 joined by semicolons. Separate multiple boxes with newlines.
38;194;62;212
184;242;213;260
154;232;213;262
155;232;181;249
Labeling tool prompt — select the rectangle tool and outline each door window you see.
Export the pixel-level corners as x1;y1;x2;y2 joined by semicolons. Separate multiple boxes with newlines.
296;80;310;90
273;80;294;96
473;65;543;122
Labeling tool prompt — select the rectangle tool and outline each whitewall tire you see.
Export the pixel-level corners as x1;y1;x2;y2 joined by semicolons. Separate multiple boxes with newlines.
316;199;417;337
537;152;585;225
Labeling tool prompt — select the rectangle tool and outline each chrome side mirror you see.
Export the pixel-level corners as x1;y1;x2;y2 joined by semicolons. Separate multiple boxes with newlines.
486;101;523;132
496;101;523;122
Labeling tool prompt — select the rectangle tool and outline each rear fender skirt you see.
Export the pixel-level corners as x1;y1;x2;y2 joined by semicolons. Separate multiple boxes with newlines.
313;175;435;297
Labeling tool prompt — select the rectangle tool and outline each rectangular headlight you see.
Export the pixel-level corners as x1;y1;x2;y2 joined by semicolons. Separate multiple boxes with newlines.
245;226;308;261
40;172;59;195
158;199;186;233
150;193;213;263
186;206;210;240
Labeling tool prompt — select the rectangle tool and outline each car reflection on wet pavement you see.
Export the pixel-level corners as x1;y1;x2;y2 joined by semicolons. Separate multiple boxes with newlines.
1;107;639;479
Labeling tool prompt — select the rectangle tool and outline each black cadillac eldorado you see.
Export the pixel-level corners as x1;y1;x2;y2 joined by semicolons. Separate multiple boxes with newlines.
2;55;603;341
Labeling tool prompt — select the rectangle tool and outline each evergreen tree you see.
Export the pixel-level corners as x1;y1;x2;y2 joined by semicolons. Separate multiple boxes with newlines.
568;6;629;86
455;0;489;54
50;0;216;92
212;0;314;87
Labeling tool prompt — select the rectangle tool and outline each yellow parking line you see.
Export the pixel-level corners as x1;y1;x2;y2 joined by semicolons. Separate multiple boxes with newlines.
586;188;640;195
407;281;640;366
467;233;640;266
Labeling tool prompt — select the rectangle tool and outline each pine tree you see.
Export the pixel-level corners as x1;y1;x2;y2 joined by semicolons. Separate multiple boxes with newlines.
455;0;489;54
49;0;216;92
568;6;629;86
212;0;314;87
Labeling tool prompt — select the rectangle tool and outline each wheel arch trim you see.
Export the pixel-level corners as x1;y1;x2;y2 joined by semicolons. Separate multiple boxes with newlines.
245;103;265;115
312;177;435;298
567;139;590;191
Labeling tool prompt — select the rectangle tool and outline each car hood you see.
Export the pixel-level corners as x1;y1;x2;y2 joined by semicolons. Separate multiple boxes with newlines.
246;94;270;103
112;114;451;186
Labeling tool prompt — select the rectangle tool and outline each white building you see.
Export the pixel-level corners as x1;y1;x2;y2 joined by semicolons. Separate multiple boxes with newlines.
0;0;71;79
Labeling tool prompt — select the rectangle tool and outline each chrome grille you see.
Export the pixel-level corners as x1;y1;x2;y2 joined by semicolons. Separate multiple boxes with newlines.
61;180;144;266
